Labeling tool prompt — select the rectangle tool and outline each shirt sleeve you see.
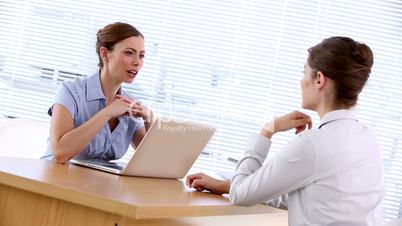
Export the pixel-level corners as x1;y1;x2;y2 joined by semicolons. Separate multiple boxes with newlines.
265;194;289;210
229;133;317;206
133;117;145;132
48;83;78;119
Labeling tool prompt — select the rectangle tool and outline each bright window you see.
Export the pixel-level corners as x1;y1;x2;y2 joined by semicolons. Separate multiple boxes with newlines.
0;0;401;221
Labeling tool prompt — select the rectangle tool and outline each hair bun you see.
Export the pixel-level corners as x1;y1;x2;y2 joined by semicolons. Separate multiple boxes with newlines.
96;29;103;41
353;43;373;67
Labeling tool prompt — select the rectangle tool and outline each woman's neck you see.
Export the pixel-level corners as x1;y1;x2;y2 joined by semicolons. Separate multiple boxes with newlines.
317;105;334;119
315;83;347;119
100;69;121;103
316;102;349;119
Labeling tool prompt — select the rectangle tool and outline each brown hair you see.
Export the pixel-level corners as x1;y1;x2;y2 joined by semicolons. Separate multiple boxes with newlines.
96;22;144;68
307;36;373;108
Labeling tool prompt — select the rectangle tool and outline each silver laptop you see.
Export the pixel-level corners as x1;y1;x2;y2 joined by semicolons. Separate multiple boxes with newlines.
70;118;216;179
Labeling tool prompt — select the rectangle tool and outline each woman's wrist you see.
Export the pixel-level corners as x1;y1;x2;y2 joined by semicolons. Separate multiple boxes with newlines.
143;110;154;124
100;107;113;121
260;120;275;139
260;129;274;139
221;180;231;194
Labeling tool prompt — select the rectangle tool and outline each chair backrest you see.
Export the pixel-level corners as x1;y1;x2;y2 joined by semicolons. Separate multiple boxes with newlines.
0;118;49;159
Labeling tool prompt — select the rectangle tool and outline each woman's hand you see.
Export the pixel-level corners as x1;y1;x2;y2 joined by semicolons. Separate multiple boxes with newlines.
261;111;312;138
130;102;153;123
104;96;132;118
116;95;154;123
186;173;230;195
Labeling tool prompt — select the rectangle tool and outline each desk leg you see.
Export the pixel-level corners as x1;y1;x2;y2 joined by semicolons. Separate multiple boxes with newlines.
0;184;127;226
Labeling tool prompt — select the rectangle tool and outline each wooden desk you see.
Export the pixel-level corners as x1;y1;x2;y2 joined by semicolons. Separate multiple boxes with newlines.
0;157;286;226
127;212;288;226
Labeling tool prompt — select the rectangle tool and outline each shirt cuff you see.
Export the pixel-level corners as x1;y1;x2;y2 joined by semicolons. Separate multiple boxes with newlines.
246;133;272;158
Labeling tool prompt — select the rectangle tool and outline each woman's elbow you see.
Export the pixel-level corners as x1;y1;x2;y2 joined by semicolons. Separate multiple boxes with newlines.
229;188;255;207
53;151;70;164
230;196;254;207
53;154;69;164
51;144;71;164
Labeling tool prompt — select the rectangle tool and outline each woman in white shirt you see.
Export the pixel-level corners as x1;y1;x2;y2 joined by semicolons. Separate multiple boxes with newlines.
187;36;384;226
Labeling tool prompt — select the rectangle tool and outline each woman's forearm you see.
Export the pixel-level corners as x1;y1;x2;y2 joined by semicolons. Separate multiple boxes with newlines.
52;109;111;163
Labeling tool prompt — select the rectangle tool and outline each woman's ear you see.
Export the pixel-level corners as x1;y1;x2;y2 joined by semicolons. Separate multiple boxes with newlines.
99;47;109;65
315;71;326;89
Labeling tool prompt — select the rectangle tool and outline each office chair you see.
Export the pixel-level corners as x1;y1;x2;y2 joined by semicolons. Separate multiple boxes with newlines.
0;118;49;159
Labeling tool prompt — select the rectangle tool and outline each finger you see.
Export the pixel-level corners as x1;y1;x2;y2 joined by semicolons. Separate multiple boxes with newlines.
132;105;144;111
127;101;144;109
186;173;202;186
292;111;310;119
191;179;207;191
117;97;132;105
186;177;191;187
131;109;143;116
293;118;311;128
295;126;305;134
114;95;124;104
295;127;303;134
295;124;306;133
186;175;196;186
307;119;313;129
116;94;127;102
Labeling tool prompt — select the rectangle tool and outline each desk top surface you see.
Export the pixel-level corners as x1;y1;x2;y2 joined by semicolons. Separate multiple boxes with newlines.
0;157;281;219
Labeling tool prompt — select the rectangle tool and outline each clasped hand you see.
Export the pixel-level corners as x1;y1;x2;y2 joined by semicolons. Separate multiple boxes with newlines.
261;111;312;138
105;95;151;120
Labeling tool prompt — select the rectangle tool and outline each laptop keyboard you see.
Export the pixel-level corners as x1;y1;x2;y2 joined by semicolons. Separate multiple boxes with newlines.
80;158;125;170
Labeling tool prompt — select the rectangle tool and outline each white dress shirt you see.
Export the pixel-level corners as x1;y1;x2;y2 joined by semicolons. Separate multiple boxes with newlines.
230;110;384;226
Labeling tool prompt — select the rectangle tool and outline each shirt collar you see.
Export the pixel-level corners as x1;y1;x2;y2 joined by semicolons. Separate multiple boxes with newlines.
85;71;122;101
319;109;358;129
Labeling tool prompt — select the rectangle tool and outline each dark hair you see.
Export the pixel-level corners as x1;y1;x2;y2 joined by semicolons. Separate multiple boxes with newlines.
308;36;373;108
96;22;144;68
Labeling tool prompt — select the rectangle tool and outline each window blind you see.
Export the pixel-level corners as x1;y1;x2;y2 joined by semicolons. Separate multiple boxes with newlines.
0;0;401;221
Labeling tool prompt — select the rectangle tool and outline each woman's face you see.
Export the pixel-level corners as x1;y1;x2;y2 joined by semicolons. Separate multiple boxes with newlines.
300;62;318;110
106;36;145;83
